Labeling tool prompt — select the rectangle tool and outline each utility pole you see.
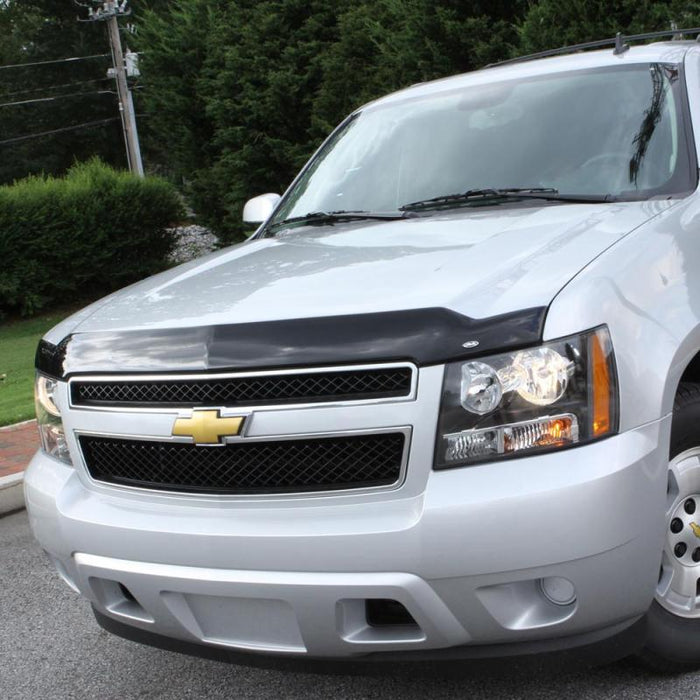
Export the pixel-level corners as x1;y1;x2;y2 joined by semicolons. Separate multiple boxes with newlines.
79;1;143;176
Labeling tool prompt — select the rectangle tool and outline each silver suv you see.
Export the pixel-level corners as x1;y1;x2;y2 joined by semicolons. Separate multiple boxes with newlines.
27;34;700;671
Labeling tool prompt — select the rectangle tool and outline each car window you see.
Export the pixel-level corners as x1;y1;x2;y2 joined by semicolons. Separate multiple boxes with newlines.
270;63;694;226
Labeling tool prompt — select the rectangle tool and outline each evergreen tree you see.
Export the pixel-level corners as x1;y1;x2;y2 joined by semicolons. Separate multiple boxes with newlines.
518;0;700;53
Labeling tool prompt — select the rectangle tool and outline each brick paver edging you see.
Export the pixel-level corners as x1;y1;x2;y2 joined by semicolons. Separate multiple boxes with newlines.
0;419;38;479
0;420;39;515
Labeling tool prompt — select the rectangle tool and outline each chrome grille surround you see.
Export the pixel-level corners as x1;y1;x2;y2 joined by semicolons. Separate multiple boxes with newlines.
68;362;417;498
78;429;409;495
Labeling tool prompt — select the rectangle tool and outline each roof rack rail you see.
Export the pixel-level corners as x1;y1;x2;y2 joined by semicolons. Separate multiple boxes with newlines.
485;27;700;70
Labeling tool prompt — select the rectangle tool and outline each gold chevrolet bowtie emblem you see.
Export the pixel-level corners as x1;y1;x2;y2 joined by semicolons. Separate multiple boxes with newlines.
172;409;246;445
690;522;700;539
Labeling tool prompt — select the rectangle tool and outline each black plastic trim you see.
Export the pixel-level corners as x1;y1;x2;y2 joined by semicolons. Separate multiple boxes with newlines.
35;337;69;380
35;307;546;379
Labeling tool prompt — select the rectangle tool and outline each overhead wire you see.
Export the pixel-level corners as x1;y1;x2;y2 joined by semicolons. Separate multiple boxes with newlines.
0;89;115;109
0;53;110;71
0;117;121;146
0;90;114;107
0;78;112;99
0;53;142;149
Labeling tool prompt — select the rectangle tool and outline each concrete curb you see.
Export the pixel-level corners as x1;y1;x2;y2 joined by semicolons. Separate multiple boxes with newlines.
0;472;25;517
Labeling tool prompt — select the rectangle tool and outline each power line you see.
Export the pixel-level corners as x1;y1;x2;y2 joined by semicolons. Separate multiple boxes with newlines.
0;78;111;98
0;89;114;109
0;53;110;71
0;117;120;146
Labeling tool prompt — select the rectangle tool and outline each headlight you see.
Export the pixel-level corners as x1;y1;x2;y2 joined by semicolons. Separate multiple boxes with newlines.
435;326;618;468
35;374;72;465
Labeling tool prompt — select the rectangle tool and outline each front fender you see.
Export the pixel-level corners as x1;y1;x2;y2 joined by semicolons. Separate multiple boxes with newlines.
544;195;700;433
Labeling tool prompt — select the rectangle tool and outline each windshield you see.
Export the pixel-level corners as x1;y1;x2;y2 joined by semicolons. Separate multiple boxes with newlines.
268;63;695;229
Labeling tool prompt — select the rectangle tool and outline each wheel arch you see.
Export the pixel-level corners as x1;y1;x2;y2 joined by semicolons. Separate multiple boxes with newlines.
665;328;700;419
680;349;700;387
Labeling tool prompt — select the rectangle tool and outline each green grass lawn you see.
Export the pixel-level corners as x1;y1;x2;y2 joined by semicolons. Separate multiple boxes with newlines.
0;309;73;426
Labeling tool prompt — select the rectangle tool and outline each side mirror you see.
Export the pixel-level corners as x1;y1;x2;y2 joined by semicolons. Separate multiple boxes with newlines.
242;193;282;224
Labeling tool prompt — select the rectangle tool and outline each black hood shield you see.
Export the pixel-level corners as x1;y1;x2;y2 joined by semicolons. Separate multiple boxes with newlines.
36;307;546;379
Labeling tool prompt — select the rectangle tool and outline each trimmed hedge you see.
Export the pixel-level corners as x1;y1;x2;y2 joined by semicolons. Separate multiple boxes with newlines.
0;159;184;317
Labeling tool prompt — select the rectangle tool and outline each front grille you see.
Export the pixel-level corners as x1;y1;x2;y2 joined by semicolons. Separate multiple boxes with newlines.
71;367;413;408
79;432;406;494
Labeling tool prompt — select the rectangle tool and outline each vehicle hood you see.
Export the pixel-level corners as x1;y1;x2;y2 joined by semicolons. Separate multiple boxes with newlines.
47;201;672;343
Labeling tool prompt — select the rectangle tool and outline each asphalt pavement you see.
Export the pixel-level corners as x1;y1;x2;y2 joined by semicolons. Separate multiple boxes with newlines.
3;509;700;700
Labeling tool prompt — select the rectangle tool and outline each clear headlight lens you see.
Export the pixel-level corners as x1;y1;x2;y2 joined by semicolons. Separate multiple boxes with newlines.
35;374;72;465
460;361;502;414
435;326;618;468
509;346;573;405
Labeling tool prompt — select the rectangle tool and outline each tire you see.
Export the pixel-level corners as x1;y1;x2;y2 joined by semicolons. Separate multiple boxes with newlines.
637;382;700;672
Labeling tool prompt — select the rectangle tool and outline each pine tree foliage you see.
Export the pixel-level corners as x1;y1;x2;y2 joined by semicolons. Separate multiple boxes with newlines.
518;0;700;52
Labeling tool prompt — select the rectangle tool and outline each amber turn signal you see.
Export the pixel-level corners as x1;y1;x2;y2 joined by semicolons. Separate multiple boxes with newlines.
590;329;615;437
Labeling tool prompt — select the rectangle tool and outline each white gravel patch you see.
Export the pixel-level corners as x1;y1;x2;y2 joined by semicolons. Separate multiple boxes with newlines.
168;224;219;264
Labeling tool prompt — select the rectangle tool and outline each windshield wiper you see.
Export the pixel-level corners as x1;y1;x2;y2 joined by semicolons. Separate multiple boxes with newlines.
400;188;615;210
268;209;412;233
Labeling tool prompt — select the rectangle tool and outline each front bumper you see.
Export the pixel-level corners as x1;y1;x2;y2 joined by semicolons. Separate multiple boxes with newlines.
25;414;671;661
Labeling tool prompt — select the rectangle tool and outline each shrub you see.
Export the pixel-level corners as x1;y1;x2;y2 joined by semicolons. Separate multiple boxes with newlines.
0;159;183;317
